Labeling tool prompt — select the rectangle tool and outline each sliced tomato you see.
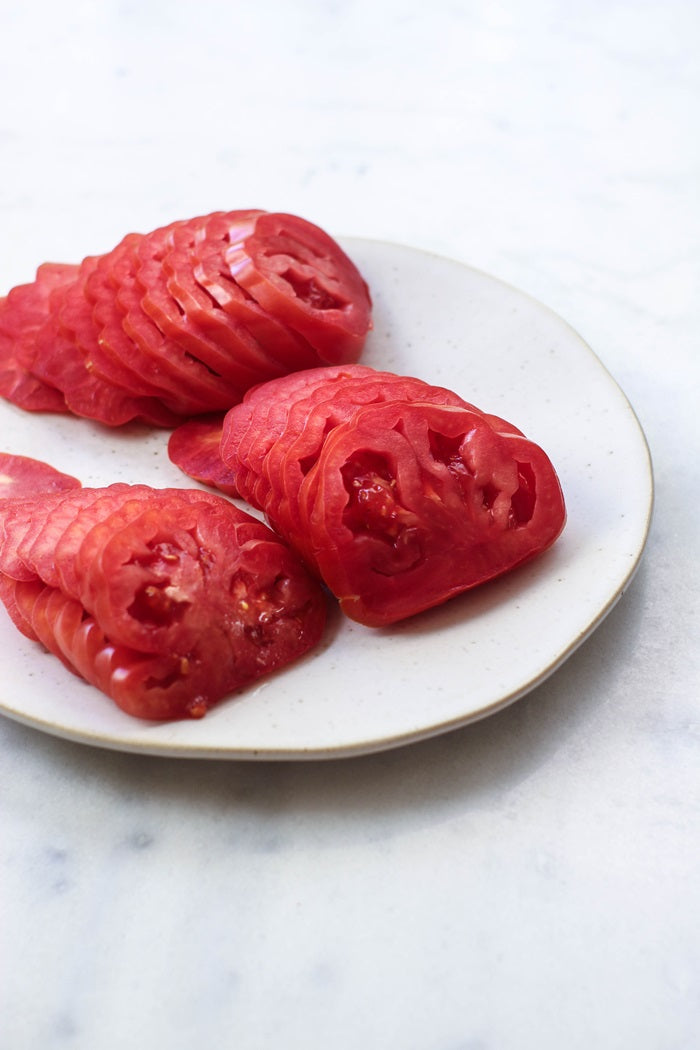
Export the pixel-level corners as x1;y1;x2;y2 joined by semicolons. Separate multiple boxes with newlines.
0;458;82;581
114;239;243;415
0;465;327;719
63;255;180;427
296;400;565;625
31;267;177;428
215;367;566;625
225;213;372;363
162;217;290;385
2;211;372;427
0;500;52;580
0;264;77;412
0;453;80;502
72;233;230;417
263;368;477;539
1;485;137;588
87;237;181;399
15;579;83;672
166;416;238;496
22;489;126;590
218;366;372;506
218;365;489;546
192;212;321;372
135;216;255;389
54;486;156;598
7;576;50;643
0;572;40;640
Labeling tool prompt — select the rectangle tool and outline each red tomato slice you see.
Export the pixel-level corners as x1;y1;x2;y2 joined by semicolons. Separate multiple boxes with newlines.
224;213;372;362
23;490;123;590
0;572;40;640
298;400;565;625
72;489;222;619
79;497;210;654
166;416;238;496
192;212;322;372
2;486;142;589
0;501;53;581
54;486;156;598
219;366;373;507
141;271;264;394
0;458;83;581
15;579;81;672
32;267;177;428
134;215;265;391
0;453;81;502
87;237;183;400
2;211;373;427
0;264;77;412
36;582;203;720
218;365;492;550
162;217;291;385
79;234;224;417
114;239;244;414
216;366;566;624
263;369;478;540
0;467;327;720
11;578;55;645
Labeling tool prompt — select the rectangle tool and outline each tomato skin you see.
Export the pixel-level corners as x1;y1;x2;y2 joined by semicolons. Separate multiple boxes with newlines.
0;463;326;720
215;366;566;627
0;264;77;413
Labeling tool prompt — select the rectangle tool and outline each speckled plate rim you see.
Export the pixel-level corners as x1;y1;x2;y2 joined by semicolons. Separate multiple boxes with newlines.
0;237;654;760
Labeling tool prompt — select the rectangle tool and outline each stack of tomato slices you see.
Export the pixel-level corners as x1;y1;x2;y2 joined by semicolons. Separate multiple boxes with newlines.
0;212;569;720
0;454;326;720
0;211;372;426
168;365;567;628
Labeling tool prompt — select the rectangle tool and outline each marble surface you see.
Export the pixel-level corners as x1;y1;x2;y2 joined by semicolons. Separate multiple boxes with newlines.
1;2;698;1048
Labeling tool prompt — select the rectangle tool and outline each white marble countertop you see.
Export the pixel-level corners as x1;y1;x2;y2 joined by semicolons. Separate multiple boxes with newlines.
1;2;698;1048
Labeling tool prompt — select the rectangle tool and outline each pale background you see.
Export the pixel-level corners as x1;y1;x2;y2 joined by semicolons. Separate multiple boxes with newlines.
1;2;698;1048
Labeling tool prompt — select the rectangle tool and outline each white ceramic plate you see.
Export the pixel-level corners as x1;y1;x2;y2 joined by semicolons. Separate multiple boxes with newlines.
0;238;653;759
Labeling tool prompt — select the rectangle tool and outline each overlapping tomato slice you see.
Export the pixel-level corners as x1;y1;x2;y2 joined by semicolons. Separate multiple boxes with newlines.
170;366;566;627
0;263;78;413
0;211;372;427
0;455;326;719
298;400;564;625
224;213;372;364
167;415;239;496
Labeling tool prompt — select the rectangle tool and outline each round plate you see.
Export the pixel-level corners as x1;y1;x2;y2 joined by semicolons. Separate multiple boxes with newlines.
0;238;653;759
